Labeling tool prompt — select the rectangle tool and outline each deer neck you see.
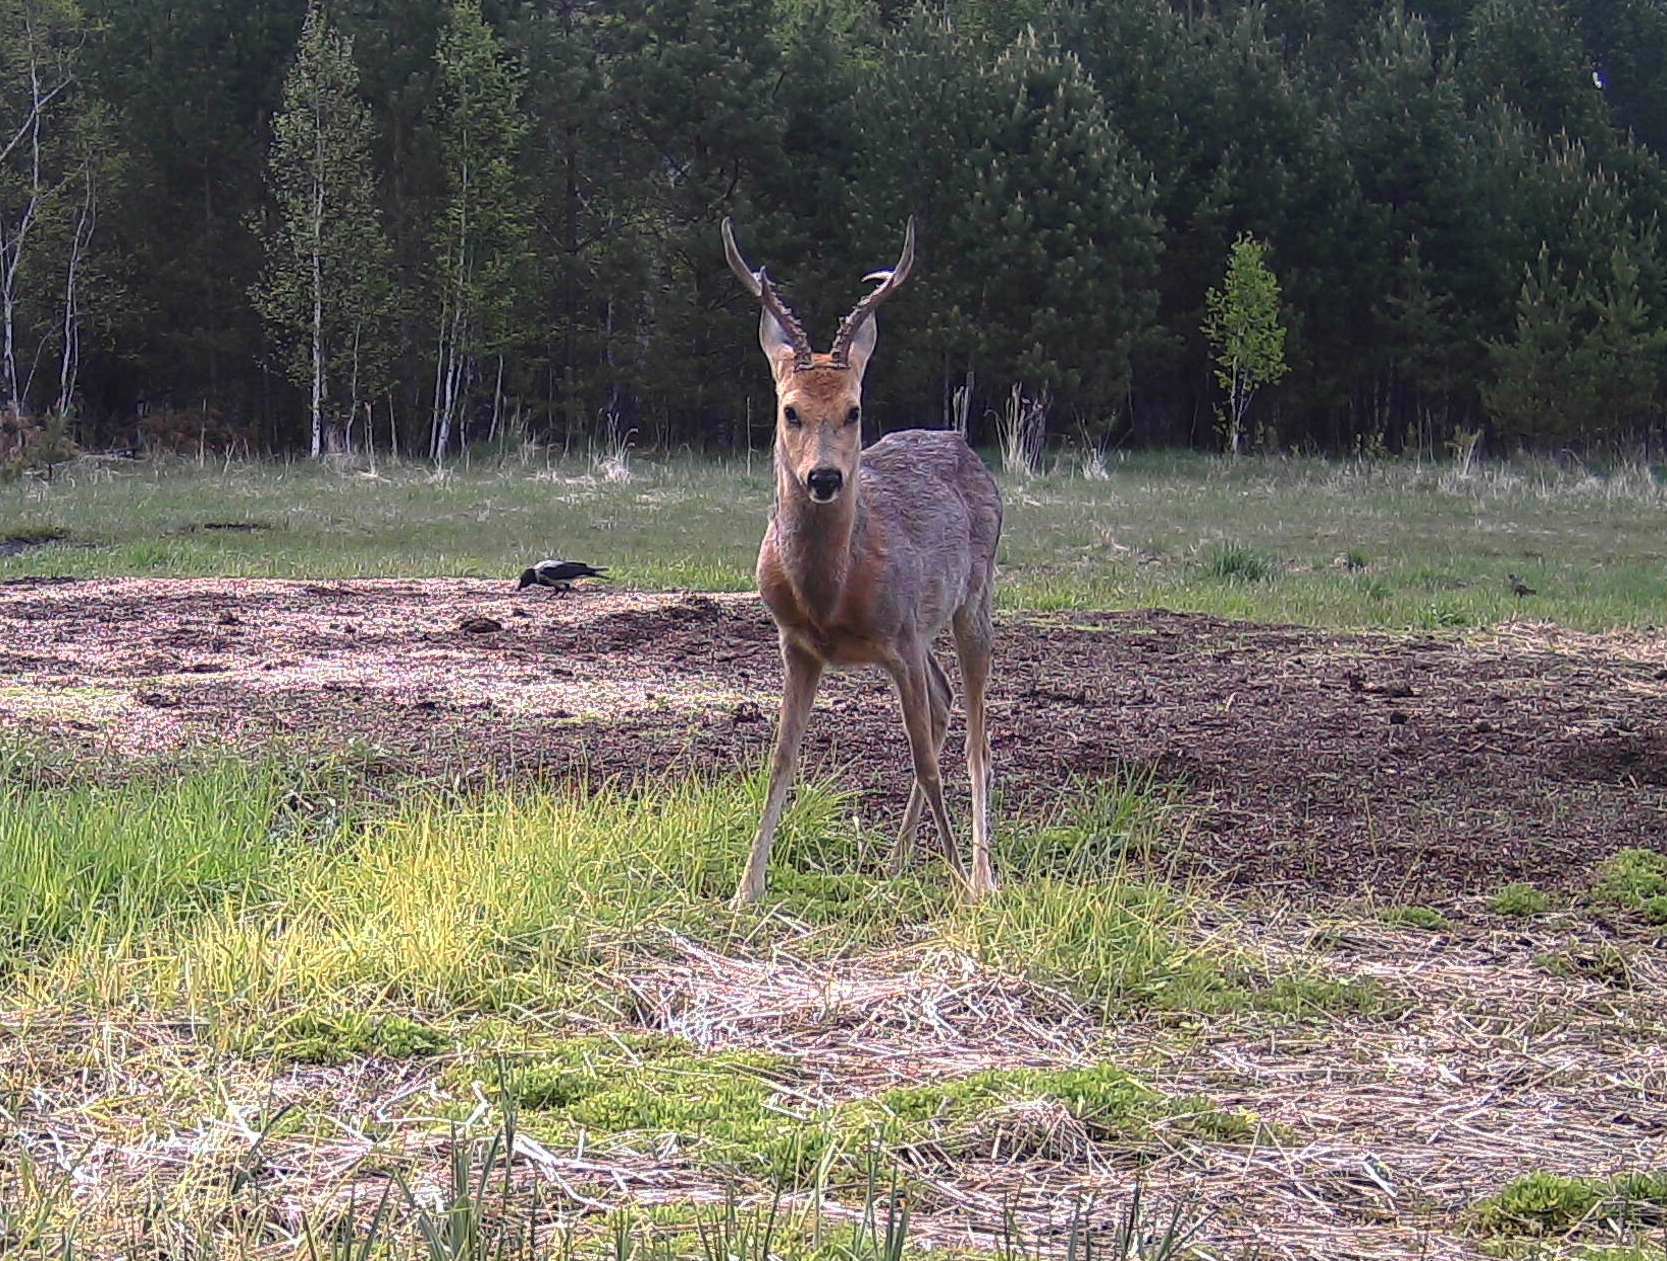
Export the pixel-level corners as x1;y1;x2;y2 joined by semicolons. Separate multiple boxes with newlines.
773;452;863;622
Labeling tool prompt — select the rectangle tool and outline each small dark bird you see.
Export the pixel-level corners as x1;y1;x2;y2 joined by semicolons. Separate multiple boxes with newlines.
517;559;609;592
1508;573;1536;599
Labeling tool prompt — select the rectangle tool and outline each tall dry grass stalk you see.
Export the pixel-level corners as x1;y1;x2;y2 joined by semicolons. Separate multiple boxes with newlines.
998;384;1049;478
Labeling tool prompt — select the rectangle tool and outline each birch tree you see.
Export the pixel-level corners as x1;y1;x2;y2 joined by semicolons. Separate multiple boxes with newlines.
252;1;392;458
429;0;527;460
1203;233;1289;456
0;0;86;420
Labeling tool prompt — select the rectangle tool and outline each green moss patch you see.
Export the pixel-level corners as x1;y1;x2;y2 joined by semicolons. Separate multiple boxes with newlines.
1590;849;1667;924
1489;882;1550;918
1473;1170;1667;1237
866;1063;1161;1159
1203;970;1407;1020
474;1035;1243;1187
1380;905;1451;930
480;1033;836;1181
264;1011;451;1064
1536;944;1635;989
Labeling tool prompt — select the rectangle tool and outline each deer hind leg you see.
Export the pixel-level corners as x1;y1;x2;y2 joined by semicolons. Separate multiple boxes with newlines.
733;640;824;907
953;595;996;896
889;646;969;889
889;653;952;876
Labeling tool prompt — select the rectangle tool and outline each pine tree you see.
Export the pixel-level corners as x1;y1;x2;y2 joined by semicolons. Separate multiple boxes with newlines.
857;17;1159;436
508;0;614;449
966;32;1160;429
82;0;305;438
252;2;393;459
1587;234;1667;436
1484;244;1593;444
1340;6;1469;446
598;0;782;445
1460;0;1611;147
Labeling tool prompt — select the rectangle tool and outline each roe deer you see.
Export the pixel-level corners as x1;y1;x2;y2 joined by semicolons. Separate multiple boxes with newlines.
722;217;1004;906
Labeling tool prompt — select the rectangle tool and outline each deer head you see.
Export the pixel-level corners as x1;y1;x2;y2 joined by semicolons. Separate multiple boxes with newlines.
723;218;915;504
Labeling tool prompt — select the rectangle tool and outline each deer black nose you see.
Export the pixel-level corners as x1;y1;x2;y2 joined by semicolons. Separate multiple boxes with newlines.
806;467;844;501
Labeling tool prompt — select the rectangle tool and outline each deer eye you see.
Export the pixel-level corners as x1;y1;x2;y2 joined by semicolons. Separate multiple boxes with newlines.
845;406;861;426
783;406;802;428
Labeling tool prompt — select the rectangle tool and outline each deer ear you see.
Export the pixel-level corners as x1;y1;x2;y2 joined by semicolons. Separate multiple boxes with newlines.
841;313;878;378
760;311;800;380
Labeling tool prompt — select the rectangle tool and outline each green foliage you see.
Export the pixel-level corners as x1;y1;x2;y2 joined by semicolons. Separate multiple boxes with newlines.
1489;882;1550;917
1460;0;1611;146
1485;235;1667;447
1203;235;1290;456
1589;848;1667;923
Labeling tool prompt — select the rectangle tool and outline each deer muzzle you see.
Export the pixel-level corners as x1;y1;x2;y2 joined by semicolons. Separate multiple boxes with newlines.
805;467;844;503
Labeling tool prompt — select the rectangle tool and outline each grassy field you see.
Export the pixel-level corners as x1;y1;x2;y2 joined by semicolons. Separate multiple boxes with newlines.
2;450;1667;1258
3;448;1666;631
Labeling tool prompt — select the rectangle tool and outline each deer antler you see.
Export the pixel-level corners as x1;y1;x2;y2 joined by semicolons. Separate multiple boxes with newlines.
722;217;813;371
829;217;916;368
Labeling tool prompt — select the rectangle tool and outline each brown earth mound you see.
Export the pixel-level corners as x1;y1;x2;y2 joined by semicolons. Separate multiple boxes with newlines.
2;577;1664;900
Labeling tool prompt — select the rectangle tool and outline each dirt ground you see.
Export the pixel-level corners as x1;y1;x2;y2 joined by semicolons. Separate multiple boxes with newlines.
3;576;1665;902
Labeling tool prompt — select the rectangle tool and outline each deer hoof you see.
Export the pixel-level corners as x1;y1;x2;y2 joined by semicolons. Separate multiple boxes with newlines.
729;882;766;910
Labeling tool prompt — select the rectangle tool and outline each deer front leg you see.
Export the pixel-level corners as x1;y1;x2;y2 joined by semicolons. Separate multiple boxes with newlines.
733;640;824;907
890;654;951;877
890;649;970;891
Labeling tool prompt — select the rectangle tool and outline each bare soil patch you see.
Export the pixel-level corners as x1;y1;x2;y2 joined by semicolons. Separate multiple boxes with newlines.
2;577;1665;900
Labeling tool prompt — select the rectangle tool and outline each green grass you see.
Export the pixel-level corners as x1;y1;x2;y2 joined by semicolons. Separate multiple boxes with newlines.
0;752;1254;1250
5;450;1667;630
0;756;1237;1040
1201;540;1279;583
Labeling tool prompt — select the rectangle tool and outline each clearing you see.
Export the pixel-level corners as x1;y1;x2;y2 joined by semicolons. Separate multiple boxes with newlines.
4;576;1664;898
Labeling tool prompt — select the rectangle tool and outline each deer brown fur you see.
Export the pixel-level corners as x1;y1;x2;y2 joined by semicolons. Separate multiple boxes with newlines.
723;218;1004;905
